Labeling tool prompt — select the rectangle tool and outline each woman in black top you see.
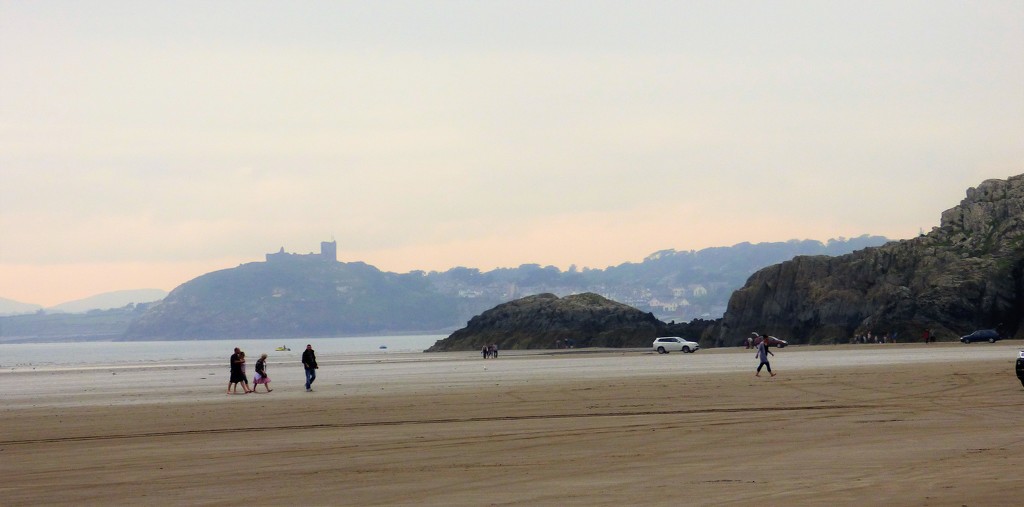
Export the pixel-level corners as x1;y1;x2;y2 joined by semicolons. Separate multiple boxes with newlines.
253;353;272;392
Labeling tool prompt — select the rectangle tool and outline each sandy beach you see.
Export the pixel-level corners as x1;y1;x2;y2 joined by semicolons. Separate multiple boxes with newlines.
2;342;1023;506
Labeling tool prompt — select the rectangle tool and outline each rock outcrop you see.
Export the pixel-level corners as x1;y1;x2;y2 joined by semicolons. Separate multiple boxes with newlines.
427;293;708;351
712;174;1024;345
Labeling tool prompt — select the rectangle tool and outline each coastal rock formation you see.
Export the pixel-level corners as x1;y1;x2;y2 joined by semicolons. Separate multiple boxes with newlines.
713;174;1024;345
426;292;709;351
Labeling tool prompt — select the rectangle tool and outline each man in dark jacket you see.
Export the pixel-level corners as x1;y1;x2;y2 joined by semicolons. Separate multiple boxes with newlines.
227;347;245;394
302;344;318;392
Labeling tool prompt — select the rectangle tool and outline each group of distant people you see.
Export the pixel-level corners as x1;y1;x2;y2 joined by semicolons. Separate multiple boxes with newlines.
922;329;935;344
227;348;272;394
850;331;898;344
481;343;499;359
850;329;938;344
226;343;319;394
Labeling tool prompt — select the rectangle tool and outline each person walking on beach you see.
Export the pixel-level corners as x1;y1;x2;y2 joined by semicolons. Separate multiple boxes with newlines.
755;337;776;377
253;353;272;393
302;344;318;392
227;347;251;394
238;351;252;393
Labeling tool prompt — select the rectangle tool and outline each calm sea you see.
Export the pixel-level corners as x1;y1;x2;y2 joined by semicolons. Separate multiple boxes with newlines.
0;335;444;369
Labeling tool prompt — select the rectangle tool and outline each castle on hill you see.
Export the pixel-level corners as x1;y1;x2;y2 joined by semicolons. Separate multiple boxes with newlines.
266;240;337;263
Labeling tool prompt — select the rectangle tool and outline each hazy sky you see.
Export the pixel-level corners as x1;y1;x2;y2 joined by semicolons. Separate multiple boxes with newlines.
2;1;1022;306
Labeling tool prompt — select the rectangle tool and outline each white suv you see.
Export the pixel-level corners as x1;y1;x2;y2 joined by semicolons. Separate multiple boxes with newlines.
653;336;700;354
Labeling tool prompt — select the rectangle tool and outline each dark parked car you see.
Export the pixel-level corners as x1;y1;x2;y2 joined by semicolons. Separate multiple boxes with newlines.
1015;350;1024;387
960;329;1001;344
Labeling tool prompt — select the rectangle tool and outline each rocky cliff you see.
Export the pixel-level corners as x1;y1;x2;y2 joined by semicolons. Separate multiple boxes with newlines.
713;174;1024;345
427;293;709;351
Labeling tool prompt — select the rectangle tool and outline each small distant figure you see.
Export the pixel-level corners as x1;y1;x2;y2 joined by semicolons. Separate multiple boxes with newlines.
922;329;932;344
490;343;498;358
755;338;776;377
253;353;272;393
482;344;489;359
302;344;318;392
746;333;756;349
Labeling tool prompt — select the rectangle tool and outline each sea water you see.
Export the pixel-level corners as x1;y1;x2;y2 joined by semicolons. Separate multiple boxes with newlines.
0;335;444;369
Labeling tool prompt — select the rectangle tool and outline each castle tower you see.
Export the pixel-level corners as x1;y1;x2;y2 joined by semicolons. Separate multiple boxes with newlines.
321;240;337;262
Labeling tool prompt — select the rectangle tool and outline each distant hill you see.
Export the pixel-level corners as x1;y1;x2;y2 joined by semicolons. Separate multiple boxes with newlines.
5;236;888;342
0;290;166;316
423;234;889;323
47;289;168;314
0;297;42;316
0;304;152;343
125;260;460;340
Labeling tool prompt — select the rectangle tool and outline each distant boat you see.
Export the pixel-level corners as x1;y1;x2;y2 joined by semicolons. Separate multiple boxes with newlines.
379;345;387;350
275;345;290;351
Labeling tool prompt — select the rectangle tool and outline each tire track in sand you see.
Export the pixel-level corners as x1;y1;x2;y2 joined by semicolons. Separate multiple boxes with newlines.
0;403;870;446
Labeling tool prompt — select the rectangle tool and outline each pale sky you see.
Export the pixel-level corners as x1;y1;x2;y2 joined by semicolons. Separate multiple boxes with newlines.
2;1;1022;307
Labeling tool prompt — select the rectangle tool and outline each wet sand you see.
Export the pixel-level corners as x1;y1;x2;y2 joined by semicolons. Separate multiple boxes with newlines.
2;342;1023;505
